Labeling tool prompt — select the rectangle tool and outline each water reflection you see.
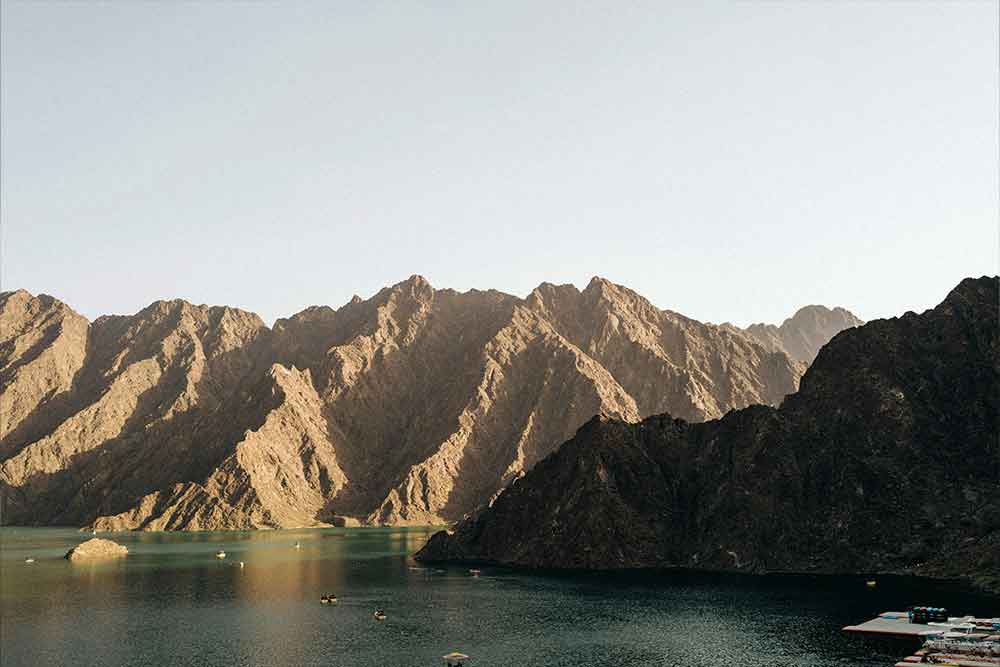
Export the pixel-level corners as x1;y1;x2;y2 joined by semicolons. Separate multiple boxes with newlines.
1;527;997;667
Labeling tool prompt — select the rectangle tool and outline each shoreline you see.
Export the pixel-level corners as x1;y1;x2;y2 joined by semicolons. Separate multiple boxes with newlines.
413;556;1000;598
6;524;996;597
0;523;448;534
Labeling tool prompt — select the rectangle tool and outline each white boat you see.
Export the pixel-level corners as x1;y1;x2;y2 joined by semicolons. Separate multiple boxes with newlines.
928;621;977;634
24;557;34;564
215;550;226;559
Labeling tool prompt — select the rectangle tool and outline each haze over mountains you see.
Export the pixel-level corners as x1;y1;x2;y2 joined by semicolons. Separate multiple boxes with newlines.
417;277;1000;592
0;276;860;530
737;306;863;365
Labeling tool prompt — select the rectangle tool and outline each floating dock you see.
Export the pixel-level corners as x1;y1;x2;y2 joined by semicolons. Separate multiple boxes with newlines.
845;611;1000;667
893;650;1000;667
843;611;949;638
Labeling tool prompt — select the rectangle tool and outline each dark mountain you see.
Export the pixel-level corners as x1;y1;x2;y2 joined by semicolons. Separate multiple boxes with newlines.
416;277;1000;593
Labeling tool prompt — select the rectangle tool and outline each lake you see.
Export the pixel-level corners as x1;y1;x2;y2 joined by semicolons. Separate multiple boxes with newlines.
1;527;996;666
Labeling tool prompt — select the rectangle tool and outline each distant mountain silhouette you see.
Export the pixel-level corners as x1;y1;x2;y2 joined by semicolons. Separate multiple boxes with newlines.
741;305;864;363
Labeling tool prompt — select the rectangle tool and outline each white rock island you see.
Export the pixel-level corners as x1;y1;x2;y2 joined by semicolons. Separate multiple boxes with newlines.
65;538;129;561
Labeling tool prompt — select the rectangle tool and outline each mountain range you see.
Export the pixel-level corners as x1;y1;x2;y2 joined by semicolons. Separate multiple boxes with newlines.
0;276;859;530
416;277;1000;593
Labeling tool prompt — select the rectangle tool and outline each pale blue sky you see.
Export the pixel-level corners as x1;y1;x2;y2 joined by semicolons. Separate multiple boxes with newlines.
2;1;997;326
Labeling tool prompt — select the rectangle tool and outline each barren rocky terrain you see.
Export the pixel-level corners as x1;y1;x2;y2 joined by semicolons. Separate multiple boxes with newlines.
416;277;999;592
739;305;863;364
0;276;858;530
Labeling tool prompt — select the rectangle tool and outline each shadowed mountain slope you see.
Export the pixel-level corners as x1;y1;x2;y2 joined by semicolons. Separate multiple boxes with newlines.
416;277;999;592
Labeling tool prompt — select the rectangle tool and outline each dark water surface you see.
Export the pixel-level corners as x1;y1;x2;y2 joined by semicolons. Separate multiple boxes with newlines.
1;527;996;666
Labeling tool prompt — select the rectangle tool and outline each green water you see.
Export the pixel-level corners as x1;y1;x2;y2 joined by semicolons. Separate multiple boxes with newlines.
1;527;996;666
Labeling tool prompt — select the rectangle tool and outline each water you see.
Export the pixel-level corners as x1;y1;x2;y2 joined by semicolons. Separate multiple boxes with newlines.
1;528;996;666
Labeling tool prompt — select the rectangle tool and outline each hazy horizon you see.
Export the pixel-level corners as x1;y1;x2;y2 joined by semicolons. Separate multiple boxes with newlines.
2;2;997;327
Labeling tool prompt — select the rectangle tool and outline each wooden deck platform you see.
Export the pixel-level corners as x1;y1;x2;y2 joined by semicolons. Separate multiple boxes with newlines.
843;611;947;638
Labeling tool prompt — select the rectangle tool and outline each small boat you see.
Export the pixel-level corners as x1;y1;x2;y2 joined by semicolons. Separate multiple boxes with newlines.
215;550;226;559
24;557;35;564
468;569;481;577
373;609;386;620
294;542;301;550
320;594;338;604
866;580;877;588
239;561;245;568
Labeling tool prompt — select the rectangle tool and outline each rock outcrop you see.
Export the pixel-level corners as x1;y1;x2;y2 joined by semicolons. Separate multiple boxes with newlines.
0;277;854;529
416;277;999;592
64;538;128;561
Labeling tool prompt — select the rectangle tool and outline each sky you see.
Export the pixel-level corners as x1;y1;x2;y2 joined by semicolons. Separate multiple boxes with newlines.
1;2;997;327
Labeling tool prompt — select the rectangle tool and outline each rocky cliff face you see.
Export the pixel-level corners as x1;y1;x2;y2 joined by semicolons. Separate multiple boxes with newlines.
0;290;89;451
416;277;999;592
0;277;851;530
740;305;864;364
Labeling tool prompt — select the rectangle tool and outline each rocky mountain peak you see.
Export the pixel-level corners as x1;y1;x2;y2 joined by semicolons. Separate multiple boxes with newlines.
0;290;90;449
784;304;863;330
393;274;434;298
525;282;580;313
0;278;857;530
582;275;631;303
944;275;998;308
1;289;80;323
743;302;863;364
584;275;613;291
